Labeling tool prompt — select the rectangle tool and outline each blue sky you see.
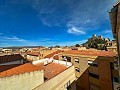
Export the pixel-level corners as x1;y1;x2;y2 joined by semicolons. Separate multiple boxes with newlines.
0;0;116;47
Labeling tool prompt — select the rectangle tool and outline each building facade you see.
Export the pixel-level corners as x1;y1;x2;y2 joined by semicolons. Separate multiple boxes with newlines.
109;1;120;89
59;50;117;90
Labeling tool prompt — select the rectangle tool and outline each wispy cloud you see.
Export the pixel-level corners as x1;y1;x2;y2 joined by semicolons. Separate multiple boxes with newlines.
6;36;26;42
67;27;86;35
0;0;116;47
104;30;112;34
0;36;26;42
29;0;115;34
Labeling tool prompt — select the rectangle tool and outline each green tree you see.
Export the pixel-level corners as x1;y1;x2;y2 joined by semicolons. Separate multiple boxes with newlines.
75;44;80;47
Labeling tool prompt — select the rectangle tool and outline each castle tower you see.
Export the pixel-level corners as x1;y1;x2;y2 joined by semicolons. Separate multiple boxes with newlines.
92;34;96;38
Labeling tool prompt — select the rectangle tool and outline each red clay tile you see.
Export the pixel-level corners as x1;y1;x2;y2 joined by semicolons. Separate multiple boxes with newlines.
61;50;116;57
0;63;43;78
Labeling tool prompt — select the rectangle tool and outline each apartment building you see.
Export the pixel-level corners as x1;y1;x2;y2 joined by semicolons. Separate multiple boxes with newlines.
109;1;120;89
59;50;117;90
0;58;76;90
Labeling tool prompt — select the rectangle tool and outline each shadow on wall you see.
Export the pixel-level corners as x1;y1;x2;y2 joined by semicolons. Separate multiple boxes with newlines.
75;56;116;90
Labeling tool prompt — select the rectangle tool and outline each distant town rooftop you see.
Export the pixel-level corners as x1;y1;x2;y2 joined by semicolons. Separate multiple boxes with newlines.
0;54;24;64
27;52;39;56
44;50;63;60
60;50;116;57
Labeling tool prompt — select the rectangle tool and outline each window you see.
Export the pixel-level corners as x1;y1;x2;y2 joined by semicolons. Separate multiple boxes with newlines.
75;67;80;72
61;56;67;61
110;62;114;69
67;57;71;62
88;60;98;67
64;81;71;90
75;58;79;63
61;56;71;62
113;77;120;83
89;72;99;79
88;60;92;65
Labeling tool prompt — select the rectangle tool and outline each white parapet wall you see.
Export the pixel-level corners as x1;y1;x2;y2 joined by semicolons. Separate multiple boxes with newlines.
0;70;44;90
32;58;72;67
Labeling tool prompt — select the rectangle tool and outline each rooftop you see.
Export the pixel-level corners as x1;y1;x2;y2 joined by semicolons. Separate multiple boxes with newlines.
27;52;39;56
0;54;24;64
37;62;67;80
0;58;72;79
44;50;63;59
0;63;43;78
33;58;72;80
61;50;116;57
0;64;21;72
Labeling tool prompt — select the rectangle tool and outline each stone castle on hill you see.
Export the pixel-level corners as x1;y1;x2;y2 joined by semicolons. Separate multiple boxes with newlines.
82;34;113;50
88;34;110;42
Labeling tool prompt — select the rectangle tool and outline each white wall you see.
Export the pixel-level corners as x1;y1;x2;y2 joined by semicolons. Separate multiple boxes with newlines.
27;55;39;61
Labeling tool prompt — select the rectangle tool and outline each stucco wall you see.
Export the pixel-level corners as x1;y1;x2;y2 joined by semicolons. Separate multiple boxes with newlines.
0;70;44;90
98;59;113;90
40;50;57;58
33;65;76;90
27;55;39;61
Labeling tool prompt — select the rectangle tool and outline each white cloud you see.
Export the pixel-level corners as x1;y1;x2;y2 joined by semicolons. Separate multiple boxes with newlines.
6;36;26;42
7;0;115;35
0;35;26;42
104;30;112;34
67;27;86;35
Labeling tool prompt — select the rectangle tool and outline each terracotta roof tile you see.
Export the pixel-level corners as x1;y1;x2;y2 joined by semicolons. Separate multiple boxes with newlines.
44;50;63;59
61;50;116;57
27;52;39;56
39;62;67;80
0;63;43;78
0;54;24;64
0;64;21;72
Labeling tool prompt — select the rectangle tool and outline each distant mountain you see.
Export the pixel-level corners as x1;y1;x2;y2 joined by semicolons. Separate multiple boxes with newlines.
82;34;110;50
0;46;44;49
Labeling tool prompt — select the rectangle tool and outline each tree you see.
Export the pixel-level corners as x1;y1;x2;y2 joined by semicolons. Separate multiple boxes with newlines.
75;44;80;47
54;45;60;48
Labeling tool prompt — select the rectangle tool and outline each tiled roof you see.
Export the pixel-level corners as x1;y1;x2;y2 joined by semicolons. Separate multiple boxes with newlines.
0;64;21;72
44;50;63;59
0;63;43;78
27;52;39;56
53;55;59;60
61;50;116;57
0;54;24;64
0;62;67;79
43;62;67;80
